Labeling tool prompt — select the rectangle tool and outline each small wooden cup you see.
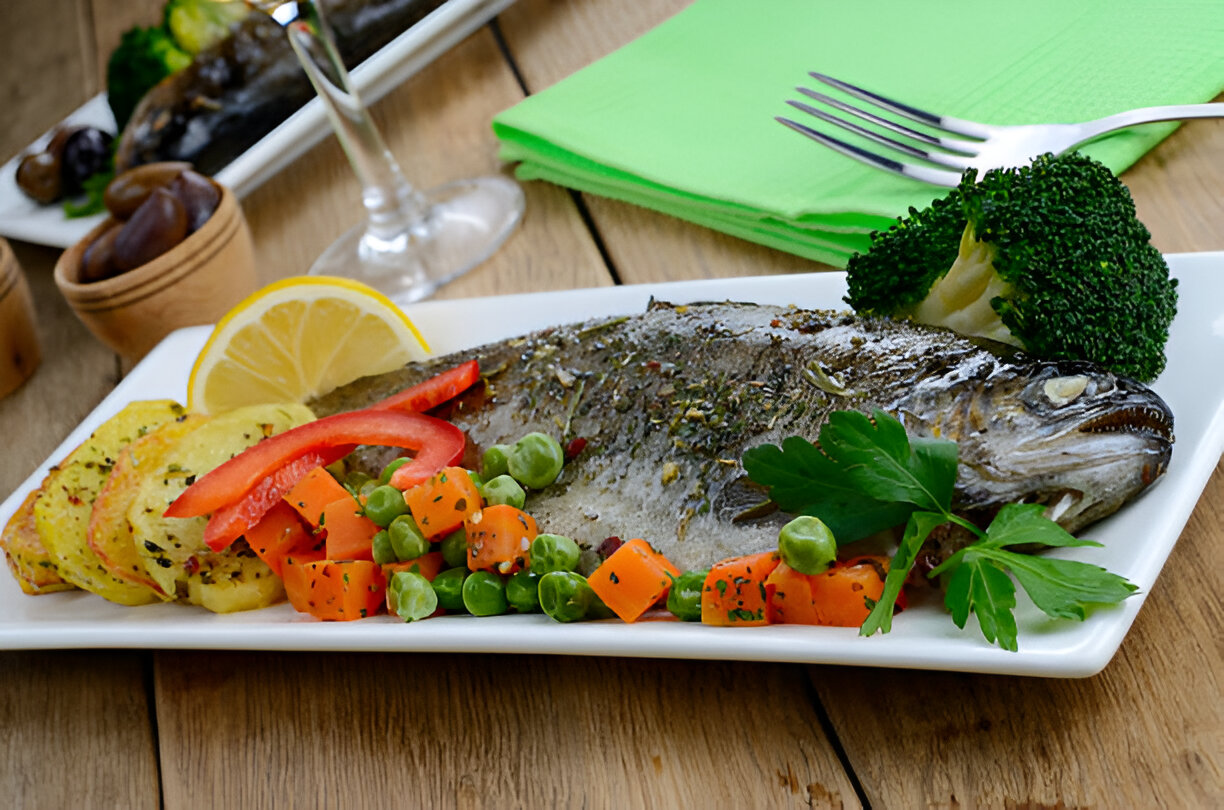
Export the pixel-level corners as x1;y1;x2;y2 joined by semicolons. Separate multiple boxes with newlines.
54;181;258;363
0;238;41;399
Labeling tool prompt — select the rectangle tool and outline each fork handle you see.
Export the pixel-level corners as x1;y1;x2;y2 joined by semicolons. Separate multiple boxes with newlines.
1075;103;1224;146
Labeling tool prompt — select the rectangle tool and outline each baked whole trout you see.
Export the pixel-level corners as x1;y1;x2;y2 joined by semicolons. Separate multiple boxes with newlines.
309;301;1175;573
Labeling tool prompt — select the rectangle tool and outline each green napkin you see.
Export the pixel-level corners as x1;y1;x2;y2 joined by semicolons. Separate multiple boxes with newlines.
494;0;1224;267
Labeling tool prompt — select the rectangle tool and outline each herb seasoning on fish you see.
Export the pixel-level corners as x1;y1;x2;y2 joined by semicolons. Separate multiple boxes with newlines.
309;301;1174;574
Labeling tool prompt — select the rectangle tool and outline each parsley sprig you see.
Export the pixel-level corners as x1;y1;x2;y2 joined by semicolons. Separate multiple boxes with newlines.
742;409;1138;651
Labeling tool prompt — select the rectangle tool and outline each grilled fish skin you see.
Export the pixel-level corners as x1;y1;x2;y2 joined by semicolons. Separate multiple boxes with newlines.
309;301;1175;573
115;0;444;176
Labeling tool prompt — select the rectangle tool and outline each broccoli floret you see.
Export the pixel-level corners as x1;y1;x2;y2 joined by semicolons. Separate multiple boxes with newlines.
164;0;250;55
106;26;192;131
845;152;1177;381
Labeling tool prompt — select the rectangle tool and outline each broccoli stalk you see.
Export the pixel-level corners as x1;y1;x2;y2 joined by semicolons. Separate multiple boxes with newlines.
845;152;1177;381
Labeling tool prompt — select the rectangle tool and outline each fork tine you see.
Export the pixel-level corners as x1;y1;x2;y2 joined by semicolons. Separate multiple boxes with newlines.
775;116;962;188
785;99;974;172
809;72;995;140
794;87;981;156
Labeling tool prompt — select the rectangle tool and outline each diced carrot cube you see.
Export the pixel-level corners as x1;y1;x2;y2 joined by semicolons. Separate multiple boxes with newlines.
403;466;481;540
700;551;781;627
464;504;537;574
282;559;386;621
245;500;324;578
321;497;380;562
284;467;352;528
764;562;821;625
587;538;680;623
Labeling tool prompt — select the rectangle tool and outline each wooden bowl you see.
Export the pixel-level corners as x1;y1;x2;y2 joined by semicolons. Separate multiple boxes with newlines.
54;181;258;362
0;238;41;398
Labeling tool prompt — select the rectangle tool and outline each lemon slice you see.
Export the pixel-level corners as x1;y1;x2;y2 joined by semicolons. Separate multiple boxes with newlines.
187;276;429;414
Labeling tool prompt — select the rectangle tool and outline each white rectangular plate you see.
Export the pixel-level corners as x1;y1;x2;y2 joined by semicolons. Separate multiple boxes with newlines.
0;0;516;248
3;253;1222;677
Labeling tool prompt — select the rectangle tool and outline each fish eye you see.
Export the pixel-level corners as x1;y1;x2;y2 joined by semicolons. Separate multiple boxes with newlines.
1042;375;1090;406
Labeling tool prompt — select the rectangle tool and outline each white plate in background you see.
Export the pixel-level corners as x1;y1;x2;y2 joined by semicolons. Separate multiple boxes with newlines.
0;0;516;249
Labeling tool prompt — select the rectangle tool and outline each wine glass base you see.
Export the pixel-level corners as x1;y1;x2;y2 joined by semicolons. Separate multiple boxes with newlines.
307;175;525;305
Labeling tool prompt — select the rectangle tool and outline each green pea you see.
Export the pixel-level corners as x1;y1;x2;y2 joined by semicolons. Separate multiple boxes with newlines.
505;571;540;613
359;478;379;500
343;471;373;498
778;516;837;575
388;514;428;560
537;571;594;623
666;569;708;622
462;570;509;616
466;470;484;491
364;484;408;527
431;567;467;612
482;444;512;479
589;593;617;621
481;474;526;509
388;571;438;622
508;433;565;490
530;533;581;574
439;528;468;569
379;457;410;485
371;529;397;565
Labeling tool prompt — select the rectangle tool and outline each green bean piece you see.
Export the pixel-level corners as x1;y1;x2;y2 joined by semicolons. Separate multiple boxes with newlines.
389;571;438;622
505;571;541;613
431;567;468;612
462;570;509;616
508;433;565;490
482;444;512;479
538;571;595;623
364;484;408;528
379;457;410;485
370;529;397;565
388;514;429;561
666;569;708;621
778;516;837;575
437;528;467;569
481;474;526;509
529;533;581;574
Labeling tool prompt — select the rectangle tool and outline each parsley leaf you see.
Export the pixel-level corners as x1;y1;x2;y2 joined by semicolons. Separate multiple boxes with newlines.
946;555;1020;651
743;409;1141;651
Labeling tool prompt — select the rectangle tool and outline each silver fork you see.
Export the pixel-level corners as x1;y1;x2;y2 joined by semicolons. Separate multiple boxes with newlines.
778;72;1224;186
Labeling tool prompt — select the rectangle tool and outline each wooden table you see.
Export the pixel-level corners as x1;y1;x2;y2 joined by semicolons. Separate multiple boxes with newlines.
2;1;1221;806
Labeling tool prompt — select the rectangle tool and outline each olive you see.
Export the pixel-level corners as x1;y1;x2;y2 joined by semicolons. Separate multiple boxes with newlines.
113;188;189;271
103;162;193;220
15;152;62;204
166;169;220;232
80;221;124;283
60;128;113;194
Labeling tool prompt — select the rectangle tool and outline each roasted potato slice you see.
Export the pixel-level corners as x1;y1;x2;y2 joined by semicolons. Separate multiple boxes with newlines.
127;403;315;610
185;540;286;614
1;489;76;595
88;413;209;596
33;400;187;605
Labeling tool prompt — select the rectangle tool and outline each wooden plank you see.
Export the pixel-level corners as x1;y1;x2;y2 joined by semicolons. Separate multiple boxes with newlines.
813;459;1224;808
241;26;612;296
0;240;120;498
0;651;160;808
155;651;860;808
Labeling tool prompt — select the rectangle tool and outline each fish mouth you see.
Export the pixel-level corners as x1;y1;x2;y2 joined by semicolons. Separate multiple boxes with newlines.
1078;403;1174;443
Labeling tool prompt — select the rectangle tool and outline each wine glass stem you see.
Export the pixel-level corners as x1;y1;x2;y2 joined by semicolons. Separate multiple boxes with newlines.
282;1;427;241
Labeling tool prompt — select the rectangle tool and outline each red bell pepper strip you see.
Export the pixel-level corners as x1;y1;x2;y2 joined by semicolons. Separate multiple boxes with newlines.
166;410;464;548
368;360;479;413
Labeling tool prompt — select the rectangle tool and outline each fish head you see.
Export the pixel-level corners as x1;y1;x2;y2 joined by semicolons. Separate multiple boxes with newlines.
912;360;1174;532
